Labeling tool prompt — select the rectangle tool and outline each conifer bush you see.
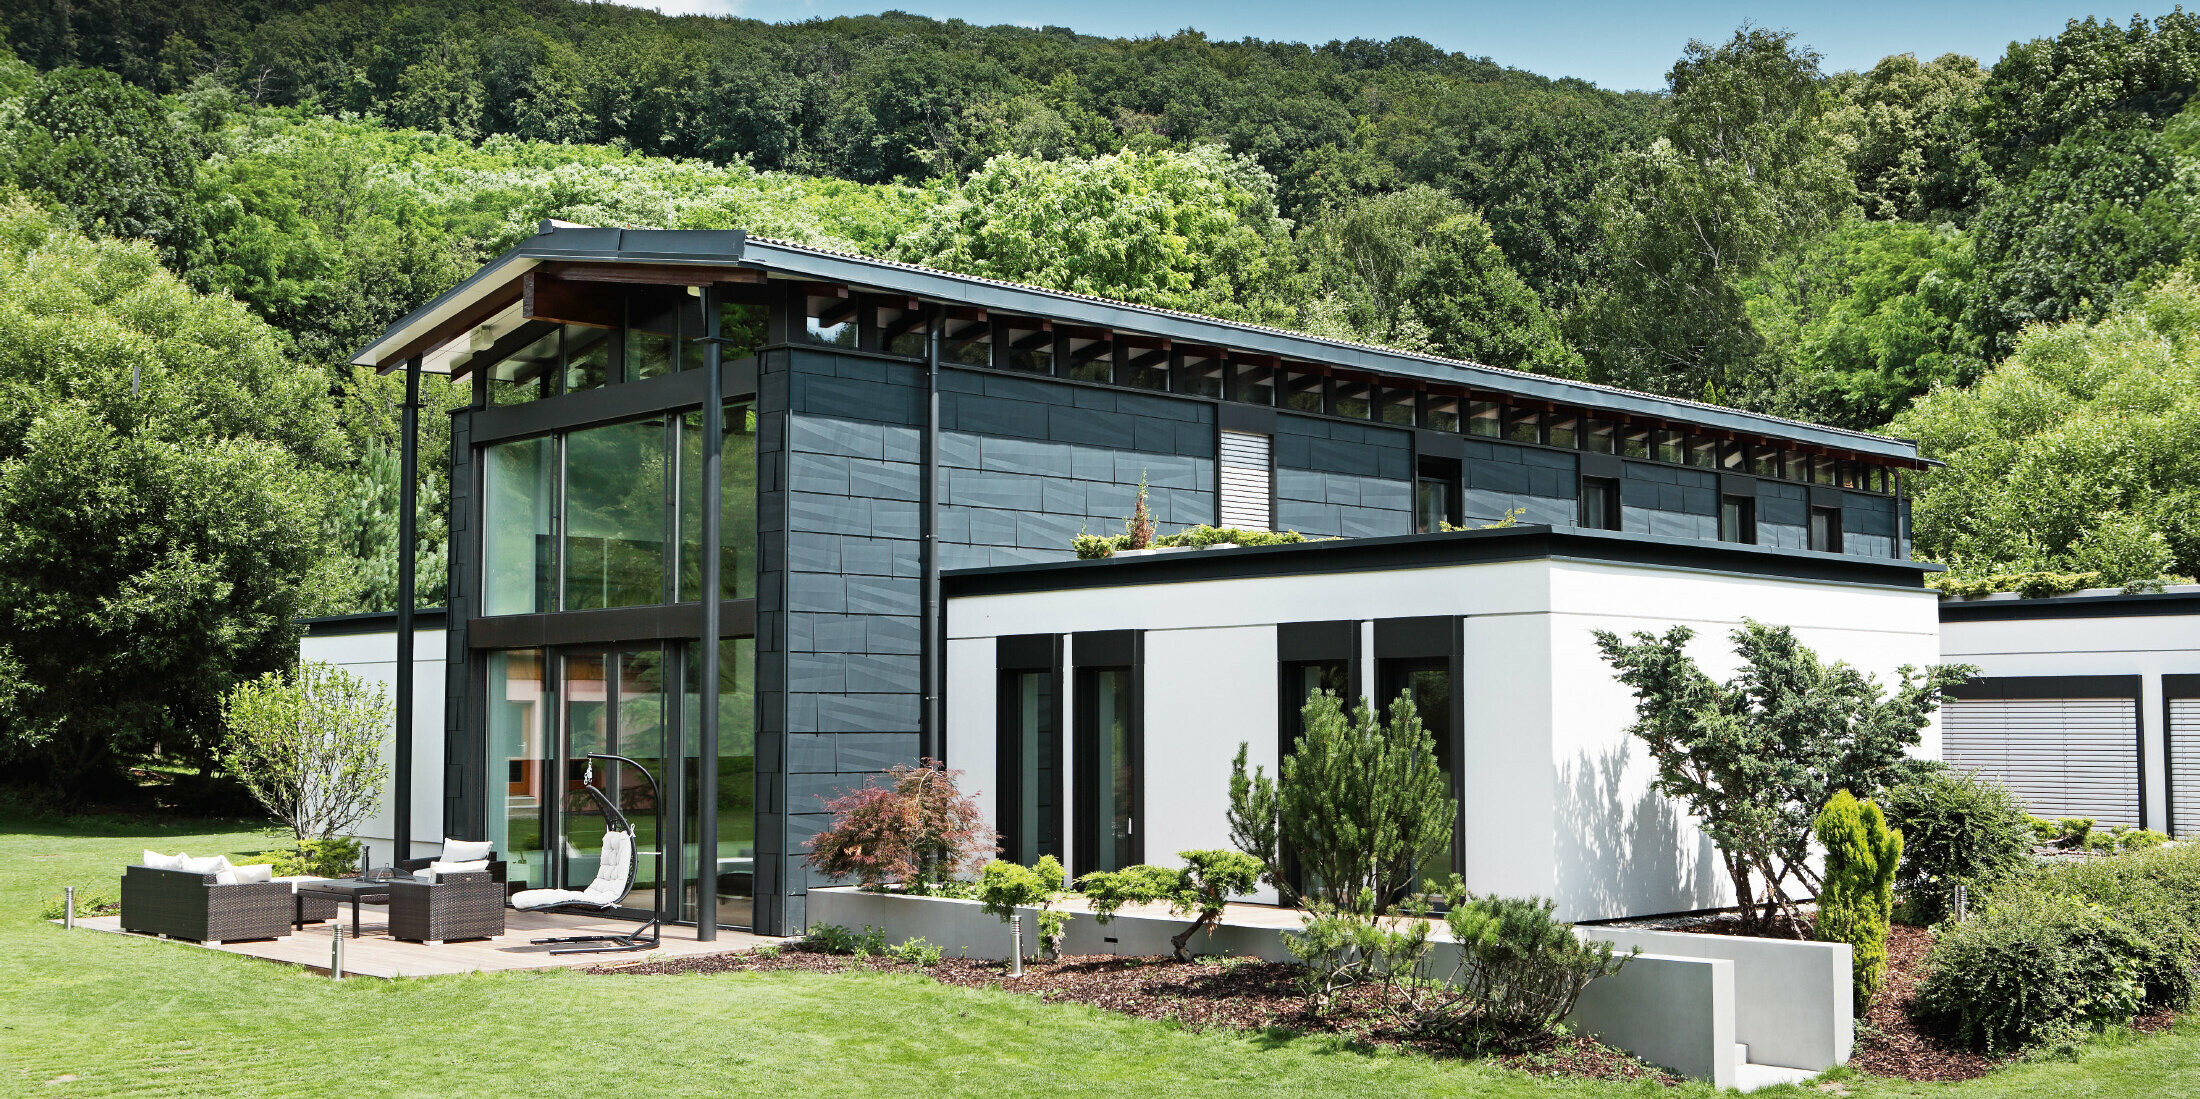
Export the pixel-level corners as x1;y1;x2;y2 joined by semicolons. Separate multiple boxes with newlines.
1813;790;1900;1011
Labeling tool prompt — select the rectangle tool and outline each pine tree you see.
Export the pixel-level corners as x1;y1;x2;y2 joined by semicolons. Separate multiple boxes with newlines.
1814;789;1901;1012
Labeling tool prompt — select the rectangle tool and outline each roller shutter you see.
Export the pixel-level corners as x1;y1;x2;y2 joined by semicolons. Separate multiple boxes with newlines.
1941;698;2140;829
2171;699;2200;837
1218;430;1271;530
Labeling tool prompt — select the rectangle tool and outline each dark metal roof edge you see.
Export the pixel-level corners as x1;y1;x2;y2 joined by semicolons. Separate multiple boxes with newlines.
1940;588;2200;622
300;608;450;636
942;526;1936;598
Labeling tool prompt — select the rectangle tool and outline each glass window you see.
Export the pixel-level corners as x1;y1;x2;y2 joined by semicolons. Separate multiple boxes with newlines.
486;649;549;890
715;300;769;362
683;639;757;927
1838;461;1859;489
1379;386;1417;426
1810;506;1843;552
483;436;556;616
945;316;992;367
875;299;928;358
1331;377;1373;419
1720;495;1756;544
1812;455;1838;485
1783;449;1810;481
1005;322;1056;375
1423;394;1462;433
680;403;759;602
1175;352;1225;399
1231;360;1276;405
1380;658;1454;889
1583;420;1616;454
1620;425;1652;459
803;292;857;347
565;418;669;610
1075;666;1138;877
999;668;1061;866
1749;444;1779;478
1467;401;1502;437
1416;458;1459;533
626;287;681;381
1720;441;1746;470
1122;345;1170;391
489;328;559;406
1654;429;1684;465
1281;369;1326;413
563;325;614;393
1579;476;1620;530
1546;412;1579;450
1065;337;1112;383
1504;407;1542;444
1684;435;1717;469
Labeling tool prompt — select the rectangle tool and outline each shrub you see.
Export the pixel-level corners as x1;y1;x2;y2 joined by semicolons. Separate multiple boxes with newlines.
232;837;362;878
977;855;1070;958
39;887;118;921
1283;894;1433;1012
888;936;944;967
2115;827;2170;852
1082;849;1264;961
803;759;996;890
1227;690;1454;909
1882;770;2032;923
2025;842;2200;1010
805;923;890;956
1073;524;1317;559
1814;791;1900;1011
1913;887;2149;1053
1421;889;1634;1052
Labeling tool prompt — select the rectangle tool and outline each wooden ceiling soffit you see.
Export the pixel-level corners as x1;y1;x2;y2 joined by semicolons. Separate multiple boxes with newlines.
537;261;764;286
523;270;617;329
378;281;524;372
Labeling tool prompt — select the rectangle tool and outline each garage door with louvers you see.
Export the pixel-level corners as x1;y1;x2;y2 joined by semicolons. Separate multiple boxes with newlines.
1942;698;2141;829
2171;699;2200;837
1218;430;1272;530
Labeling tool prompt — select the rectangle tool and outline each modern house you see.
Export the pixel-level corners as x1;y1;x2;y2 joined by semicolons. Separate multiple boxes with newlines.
1940;586;2200;835
344;222;1937;936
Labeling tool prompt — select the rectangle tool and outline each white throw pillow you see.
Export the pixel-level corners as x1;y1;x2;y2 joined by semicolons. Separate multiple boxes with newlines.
425;858;490;880
440;838;494;863
214;869;241;885
143;850;187;871
229;863;274;884
179;854;229;876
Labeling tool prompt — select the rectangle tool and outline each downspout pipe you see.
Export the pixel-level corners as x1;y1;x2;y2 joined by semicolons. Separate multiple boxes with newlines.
394;354;421;862
920;307;943;765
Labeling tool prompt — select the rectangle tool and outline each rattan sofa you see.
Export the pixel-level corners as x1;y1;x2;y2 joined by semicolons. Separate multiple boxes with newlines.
387;871;507;943
119;865;293;945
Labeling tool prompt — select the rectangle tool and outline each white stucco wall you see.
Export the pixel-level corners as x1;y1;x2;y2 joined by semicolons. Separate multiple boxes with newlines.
947;552;1941;921
298;626;446;863
1942;596;2200;833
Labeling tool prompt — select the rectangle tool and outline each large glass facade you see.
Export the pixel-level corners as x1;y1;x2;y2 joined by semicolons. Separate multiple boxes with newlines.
483;437;556;616
682;639;756;927
563;418;670;610
487;649;549;890
679;403;759;602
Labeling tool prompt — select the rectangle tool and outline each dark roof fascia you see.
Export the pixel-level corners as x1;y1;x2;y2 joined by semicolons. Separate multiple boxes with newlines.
1940;589;2200;623
738;236;1922;462
942;526;1937;600
299;608;450;636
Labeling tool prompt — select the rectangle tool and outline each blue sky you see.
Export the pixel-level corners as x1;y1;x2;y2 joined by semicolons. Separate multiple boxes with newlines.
624;1;2151;90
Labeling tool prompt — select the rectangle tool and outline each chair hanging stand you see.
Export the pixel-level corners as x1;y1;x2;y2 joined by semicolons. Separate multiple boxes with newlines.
510;753;665;955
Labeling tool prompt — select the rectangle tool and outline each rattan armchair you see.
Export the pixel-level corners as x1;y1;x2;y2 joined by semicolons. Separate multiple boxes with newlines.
387;871;506;943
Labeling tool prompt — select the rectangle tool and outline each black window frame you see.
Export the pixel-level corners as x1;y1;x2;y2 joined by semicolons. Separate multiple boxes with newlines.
1579;475;1621;531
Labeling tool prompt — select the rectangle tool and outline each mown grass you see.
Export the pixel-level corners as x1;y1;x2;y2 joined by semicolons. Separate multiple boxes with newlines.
3;810;2197;1097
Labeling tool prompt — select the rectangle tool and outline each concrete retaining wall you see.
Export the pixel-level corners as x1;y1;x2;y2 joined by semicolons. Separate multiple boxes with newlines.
1581;927;1851;1072
808;889;1784;1088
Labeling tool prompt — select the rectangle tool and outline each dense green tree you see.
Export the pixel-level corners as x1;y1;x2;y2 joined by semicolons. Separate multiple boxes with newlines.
1;66;205;265
0;197;342;801
1742;220;1981;430
1829;52;1986;221
1893;272;2200;583
1575;27;1855;406
1973;12;2200;176
893;146;1301;323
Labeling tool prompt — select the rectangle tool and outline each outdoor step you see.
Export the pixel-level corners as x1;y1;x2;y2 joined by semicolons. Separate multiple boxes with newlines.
1732;1061;1816;1092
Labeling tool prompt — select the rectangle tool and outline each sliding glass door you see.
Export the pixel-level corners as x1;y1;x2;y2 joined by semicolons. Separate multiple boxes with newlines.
1074;666;1139;877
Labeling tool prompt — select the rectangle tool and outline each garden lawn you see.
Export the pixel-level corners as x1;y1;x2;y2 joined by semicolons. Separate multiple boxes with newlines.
3;813;2198;1098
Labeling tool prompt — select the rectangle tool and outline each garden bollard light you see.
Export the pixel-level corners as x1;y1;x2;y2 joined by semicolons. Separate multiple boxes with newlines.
63;886;75;930
1009;915;1024;978
331;922;344;980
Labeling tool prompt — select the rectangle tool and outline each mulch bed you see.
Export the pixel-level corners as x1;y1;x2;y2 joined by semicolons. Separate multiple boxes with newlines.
597;948;1679;1086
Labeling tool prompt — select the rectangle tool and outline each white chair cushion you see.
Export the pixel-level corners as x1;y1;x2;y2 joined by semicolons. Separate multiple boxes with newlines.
179;854;230;876
511;831;631;910
510;887;596;909
143;850;187;871
440;838;494;863
417;858;489;882
214;868;241;885
229;863;274;884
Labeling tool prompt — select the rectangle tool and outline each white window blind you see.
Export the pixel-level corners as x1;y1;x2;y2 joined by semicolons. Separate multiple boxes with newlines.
1218;430;1271;530
1942;698;2141;829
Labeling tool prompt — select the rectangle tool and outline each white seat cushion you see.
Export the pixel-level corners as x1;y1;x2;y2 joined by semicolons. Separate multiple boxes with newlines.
511;831;630;910
179;854;230;876
143;850;187;871
417;858;490;883
440;838;494;863
229;863;274;884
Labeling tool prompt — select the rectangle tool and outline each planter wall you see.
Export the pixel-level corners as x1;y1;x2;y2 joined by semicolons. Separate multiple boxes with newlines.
805;888;1850;1089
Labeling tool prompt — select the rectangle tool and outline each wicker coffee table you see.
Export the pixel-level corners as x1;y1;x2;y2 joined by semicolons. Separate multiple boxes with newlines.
295;879;391;939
